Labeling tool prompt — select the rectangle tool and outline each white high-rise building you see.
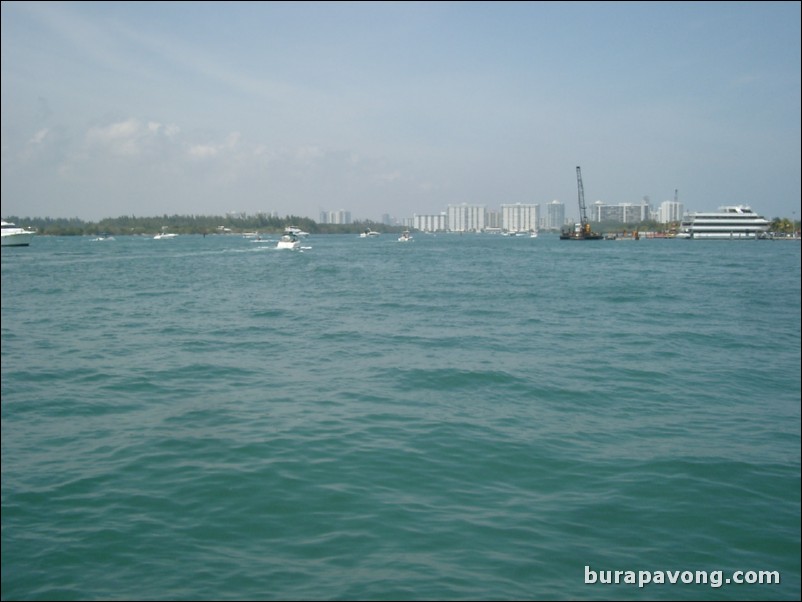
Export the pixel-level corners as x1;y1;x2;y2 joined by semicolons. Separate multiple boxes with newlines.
320;209;352;224
590;201;651;224
501;203;539;233
659;201;684;224
447;204;485;232
413;213;448;232
546;200;565;230
485;210;501;230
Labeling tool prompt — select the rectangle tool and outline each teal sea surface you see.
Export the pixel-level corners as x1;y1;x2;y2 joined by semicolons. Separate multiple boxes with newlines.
2;233;800;601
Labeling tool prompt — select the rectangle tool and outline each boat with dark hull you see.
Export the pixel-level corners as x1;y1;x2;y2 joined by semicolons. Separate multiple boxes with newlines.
560;167;603;240
560;226;603;240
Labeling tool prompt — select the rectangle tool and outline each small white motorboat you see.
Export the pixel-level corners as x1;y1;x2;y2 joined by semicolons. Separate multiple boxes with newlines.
154;227;177;240
276;233;301;250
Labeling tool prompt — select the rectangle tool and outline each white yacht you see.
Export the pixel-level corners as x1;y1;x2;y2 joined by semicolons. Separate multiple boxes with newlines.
1;220;36;247
276;232;301;250
398;230;413;242
676;205;769;239
284;226;309;237
360;229;380;238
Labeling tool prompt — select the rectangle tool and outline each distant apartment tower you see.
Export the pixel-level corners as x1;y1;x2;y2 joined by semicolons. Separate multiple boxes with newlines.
659;201;684;224
413;213;448;232
546;200;565;230
447;204;485;232
591;201;651;224
485;209;501;230
501;203;539;232
320;209;352;224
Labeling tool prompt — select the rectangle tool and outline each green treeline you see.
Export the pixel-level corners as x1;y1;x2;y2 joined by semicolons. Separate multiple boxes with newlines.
768;217;799;235
3;214;405;237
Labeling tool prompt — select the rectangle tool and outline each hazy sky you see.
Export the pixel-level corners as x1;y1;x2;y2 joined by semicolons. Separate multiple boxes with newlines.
2;1;800;222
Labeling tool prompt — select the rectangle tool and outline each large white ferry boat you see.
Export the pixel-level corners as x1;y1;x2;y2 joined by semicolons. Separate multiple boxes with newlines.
675;205;769;239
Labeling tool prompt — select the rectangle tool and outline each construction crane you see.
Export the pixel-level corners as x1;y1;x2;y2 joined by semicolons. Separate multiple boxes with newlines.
560;166;602;239
576;166;591;236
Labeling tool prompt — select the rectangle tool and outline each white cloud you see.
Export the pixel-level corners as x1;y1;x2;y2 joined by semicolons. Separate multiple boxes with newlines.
188;144;218;159
295;146;325;161
147;122;180;138
29;128;49;145
186;132;241;159
85;119;143;156
374;171;401;183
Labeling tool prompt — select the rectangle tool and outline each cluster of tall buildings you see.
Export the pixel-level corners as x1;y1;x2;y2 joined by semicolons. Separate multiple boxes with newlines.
319;209;352;224
398;202;560;233
404;199;684;233
320;199;685;233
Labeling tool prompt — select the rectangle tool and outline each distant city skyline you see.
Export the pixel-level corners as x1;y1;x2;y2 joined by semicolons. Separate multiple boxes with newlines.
2;2;800;222
314;197;690;231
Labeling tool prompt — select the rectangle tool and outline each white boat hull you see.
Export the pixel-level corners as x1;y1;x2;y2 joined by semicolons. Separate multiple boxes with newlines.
276;235;301;250
676;231;763;239
2;232;35;247
2;221;36;246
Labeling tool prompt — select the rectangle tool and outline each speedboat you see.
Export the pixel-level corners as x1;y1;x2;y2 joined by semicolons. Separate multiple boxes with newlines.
153;231;177;239
398;230;413;242
1;220;36;247
276;233;301;250
360;229;380;238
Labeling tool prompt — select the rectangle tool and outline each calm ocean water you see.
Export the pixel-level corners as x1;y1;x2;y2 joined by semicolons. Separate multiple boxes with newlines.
2;233;800;601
